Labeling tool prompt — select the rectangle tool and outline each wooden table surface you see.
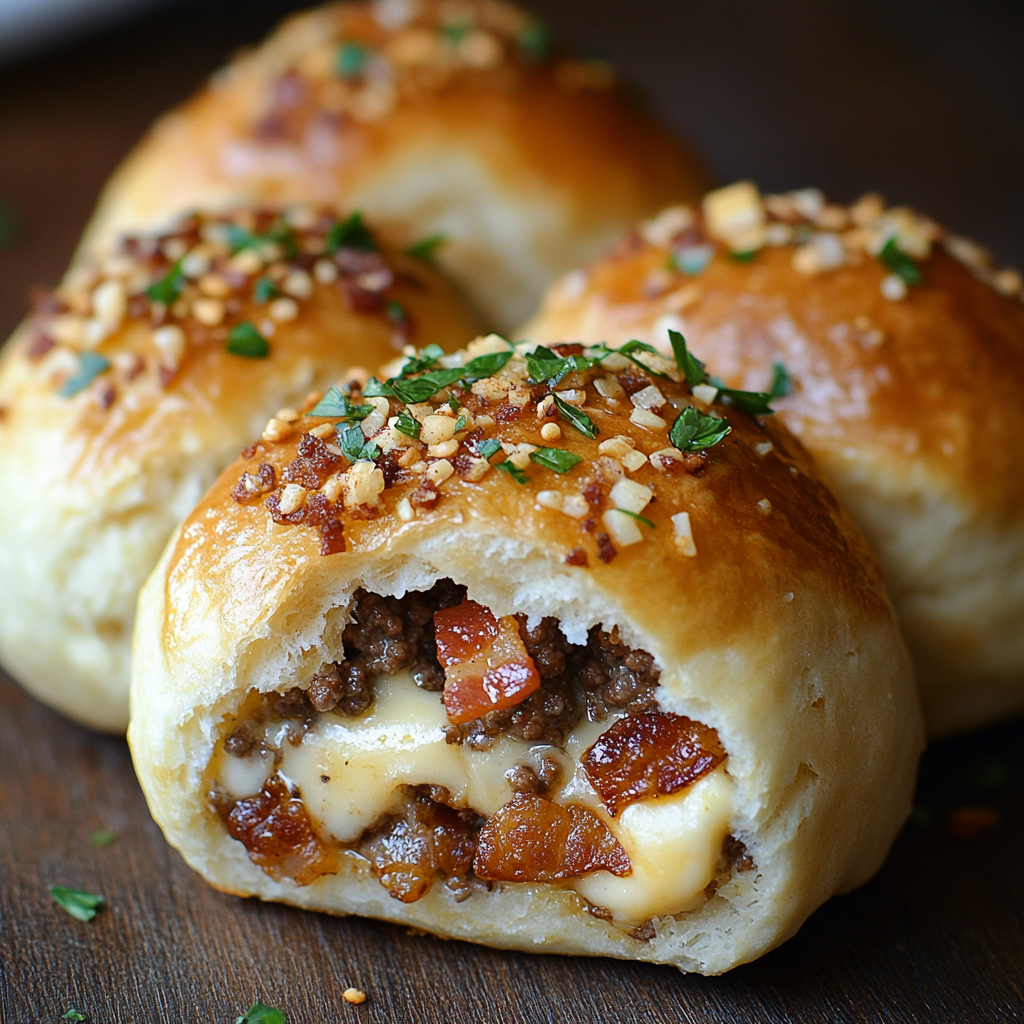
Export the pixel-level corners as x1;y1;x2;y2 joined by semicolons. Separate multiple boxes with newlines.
2;2;1023;1021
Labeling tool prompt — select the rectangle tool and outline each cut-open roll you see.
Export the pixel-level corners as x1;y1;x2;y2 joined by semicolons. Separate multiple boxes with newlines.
0;207;481;731
521;183;1024;736
130;336;921;973
77;0;707;330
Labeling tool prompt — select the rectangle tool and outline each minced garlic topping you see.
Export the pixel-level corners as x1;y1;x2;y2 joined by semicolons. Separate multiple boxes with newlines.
25;208;411;406
640;182;1023;303
246;0;613;139
234;332;771;566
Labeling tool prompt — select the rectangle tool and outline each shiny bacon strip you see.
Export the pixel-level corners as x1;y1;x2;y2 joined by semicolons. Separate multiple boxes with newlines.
473;793;631;882
363;791;477;903
582;712;725;816
434;600;541;724
224;773;338;885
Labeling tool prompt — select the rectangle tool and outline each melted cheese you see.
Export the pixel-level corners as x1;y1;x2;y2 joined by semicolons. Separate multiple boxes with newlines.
213;671;734;925
572;767;733;922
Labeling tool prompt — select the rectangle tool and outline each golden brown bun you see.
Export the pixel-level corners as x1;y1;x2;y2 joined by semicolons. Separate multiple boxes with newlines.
78;0;708;330
0;208;482;731
129;337;920;974
520;185;1024;736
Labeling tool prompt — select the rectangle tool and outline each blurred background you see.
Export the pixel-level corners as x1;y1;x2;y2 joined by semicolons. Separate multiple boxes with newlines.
0;0;1022;340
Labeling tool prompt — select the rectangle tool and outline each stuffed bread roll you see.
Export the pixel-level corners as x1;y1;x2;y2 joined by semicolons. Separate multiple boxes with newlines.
129;334;921;974
0;207;482;732
76;0;707;331
521;183;1024;737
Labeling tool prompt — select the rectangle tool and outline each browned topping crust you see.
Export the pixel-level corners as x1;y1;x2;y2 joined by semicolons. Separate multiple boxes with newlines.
230;332;760;565
633;182;1022;302
248;0;613;142
25;208;416;407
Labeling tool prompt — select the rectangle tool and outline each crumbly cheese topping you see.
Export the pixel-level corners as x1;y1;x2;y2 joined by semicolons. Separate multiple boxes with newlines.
248;0;613;139
25;208;412;407
232;333;774;567
640;182;1023;302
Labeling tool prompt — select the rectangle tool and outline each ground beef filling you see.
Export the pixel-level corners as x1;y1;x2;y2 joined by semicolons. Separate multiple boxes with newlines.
214;582;737;906
237;581;662;748
308;580;464;714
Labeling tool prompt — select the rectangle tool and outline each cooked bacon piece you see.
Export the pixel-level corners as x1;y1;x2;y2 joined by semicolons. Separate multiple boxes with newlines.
231;463;276;504
364;791;477;903
582;712;725;816
282;433;344;489
434;600;541;724
223;773;337;885
473;794;630;882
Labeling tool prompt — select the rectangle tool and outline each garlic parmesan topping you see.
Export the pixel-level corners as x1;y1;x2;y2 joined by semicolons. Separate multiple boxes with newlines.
26;209;413;406
641;182;1023;302
234;332;772;565
246;0;607;143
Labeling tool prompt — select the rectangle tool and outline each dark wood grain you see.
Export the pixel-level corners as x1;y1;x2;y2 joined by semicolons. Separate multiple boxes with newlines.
1;3;1023;1021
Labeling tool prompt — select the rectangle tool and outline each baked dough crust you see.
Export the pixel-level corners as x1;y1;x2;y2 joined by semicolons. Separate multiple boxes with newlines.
521;190;1024;735
129;341;921;974
76;0;708;330
0;211;482;731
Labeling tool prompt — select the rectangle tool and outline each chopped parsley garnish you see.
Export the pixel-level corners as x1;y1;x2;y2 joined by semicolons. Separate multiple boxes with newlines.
226;321;270;358
518;19;551;62
462;349;513;380
526;345;590;386
336;41;368;79
670;244;714;276
614;508;655;528
254;276;278;303
769;361;793;398
337;425;379;463
310;385;371;419
530;447;582;474
669;329;774;415
62;1009;88;1021
389;368;464;404
145;258;185;305
713;381;775;416
60;352;111;398
447;393;461;413
477;438;502;460
226;222;299;260
728;249;757;263
406;233;447;262
441;19;471;44
553;395;598;438
453;413;468;433
326;211;377;254
88;829;115;848
879;237;923;285
668;330;706;387
590;339;671;379
363;377;392;397
387;300;407;325
395;410;421;439
235;1001;288;1024
400;344;445;377
495;459;529;484
669;406;731;452
49;886;104;922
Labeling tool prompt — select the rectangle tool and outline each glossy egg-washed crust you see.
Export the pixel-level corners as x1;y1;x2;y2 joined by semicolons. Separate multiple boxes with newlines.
0;209;482;732
129;340;921;974
522;186;1024;735
77;0;707;329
